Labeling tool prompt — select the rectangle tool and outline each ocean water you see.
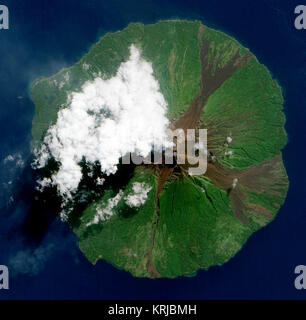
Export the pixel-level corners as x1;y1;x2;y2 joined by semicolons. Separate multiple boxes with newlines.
0;0;305;299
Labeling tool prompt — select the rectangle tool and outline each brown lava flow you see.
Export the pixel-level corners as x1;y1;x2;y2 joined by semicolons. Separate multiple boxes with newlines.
145;30;285;278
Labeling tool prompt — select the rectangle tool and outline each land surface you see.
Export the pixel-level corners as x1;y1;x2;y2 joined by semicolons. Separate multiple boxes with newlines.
30;20;288;278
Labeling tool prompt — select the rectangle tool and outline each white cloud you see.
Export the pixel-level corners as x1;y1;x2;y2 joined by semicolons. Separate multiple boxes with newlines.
225;150;233;156
35;45;170;203
87;190;124;226
64;72;70;82
96;177;105;185
9;244;55;276
36;177;52;191
8;196;14;204
232;178;238;189
4;155;14;163
86;181;152;226
226;136;232;144
82;63;90;71
58;81;65;89
124;182;152;208
3;153;24;167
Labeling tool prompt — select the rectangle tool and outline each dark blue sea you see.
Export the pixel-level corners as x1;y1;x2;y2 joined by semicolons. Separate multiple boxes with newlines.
0;0;305;299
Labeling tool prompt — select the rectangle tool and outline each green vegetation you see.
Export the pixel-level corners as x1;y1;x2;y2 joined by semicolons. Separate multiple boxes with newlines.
74;168;157;277
153;176;252;277
141;21;202;119
202;57;286;170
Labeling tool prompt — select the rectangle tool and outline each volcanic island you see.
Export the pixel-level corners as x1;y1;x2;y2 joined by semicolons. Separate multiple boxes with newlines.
30;20;288;278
